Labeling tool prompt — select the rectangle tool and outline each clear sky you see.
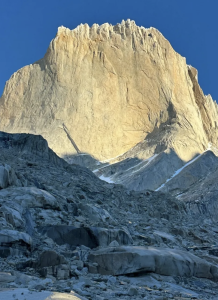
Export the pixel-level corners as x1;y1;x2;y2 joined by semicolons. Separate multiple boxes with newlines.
1;0;218;101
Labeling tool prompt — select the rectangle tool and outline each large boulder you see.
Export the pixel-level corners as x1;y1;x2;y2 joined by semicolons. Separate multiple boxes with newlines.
0;229;32;257
0;229;32;247
78;203;115;223
38;250;67;268
88;227;132;246
37;250;70;279
0;187;59;209
38;225;132;248
0;272;16;283
88;246;218;280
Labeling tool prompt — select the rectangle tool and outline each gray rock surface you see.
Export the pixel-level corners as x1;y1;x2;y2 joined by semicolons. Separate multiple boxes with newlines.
160;150;218;195
95;147;218;224
38;250;67;268
95;149;185;191
38;225;132;248
0;272;16;283
0;131;218;299
89;246;218;279
0;163;19;189
0;229;32;247
0;165;11;188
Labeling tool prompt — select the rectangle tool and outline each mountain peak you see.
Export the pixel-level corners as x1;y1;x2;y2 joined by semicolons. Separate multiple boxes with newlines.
0;20;218;162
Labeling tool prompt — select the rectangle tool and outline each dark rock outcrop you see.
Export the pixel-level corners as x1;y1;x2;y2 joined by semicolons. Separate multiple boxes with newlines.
88;246;218;279
38;226;132;248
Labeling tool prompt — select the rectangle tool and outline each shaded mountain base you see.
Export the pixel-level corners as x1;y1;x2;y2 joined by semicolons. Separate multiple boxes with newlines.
1;131;218;298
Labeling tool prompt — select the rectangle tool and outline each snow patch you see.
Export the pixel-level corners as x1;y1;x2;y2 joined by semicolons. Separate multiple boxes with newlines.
99;175;114;183
129;154;158;174
97;154;158;184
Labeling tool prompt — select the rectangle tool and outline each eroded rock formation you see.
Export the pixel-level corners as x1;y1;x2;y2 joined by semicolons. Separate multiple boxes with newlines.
1;20;218;162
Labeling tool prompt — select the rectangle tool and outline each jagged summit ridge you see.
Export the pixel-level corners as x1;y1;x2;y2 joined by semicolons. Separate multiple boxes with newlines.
53;19;171;58
57;19;156;40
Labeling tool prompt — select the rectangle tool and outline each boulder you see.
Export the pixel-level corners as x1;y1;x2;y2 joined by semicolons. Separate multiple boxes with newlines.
88;246;218;280
0;229;32;247
0;272;16;283
0;164;18;189
0;205;24;228
0;246;24;258
0;187;59;209
38;226;132;248
38;226;98;249
37;250;70;279
78;203;115;223
39;264;70;280
38;250;67;268
90;227;132;246
14;272;39;285
0;229;32;257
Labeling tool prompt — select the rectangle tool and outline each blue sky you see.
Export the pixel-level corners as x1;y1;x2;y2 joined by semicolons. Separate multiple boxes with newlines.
1;0;218;101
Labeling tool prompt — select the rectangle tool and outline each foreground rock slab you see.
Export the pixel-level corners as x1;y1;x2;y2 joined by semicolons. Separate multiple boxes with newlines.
88;246;218;279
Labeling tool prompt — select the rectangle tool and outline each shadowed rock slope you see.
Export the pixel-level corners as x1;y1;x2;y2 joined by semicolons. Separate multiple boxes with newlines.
94;147;218;190
1;132;218;299
0;20;218;163
94;146;218;224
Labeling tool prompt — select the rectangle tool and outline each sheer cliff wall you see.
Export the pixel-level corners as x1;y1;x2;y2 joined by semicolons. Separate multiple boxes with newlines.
0;20;217;161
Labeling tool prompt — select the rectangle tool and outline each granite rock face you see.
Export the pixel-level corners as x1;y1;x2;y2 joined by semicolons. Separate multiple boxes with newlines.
0;20;218;162
1;18;218;299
